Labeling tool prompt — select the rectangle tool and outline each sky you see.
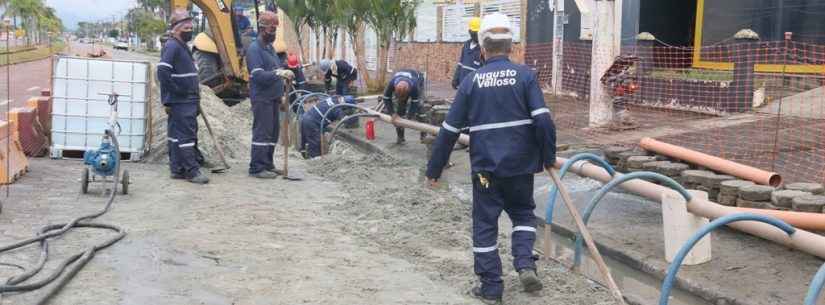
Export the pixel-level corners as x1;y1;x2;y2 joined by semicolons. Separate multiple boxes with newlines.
45;0;138;30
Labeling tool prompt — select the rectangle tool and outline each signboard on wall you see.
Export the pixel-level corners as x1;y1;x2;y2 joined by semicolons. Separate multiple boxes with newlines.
481;0;524;42
574;0;594;40
414;0;438;42
442;3;474;42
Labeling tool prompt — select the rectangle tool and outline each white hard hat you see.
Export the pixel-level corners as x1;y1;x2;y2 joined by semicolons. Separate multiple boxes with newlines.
479;12;512;42
319;59;333;73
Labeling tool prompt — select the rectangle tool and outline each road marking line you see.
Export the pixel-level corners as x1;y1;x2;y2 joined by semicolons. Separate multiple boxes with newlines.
26;86;40;92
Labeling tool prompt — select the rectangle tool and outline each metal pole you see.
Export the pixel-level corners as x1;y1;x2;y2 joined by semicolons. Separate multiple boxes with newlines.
5;21;9;198
551;0;565;94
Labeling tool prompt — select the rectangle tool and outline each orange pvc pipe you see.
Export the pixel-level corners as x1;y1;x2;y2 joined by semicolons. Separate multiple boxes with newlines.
640;137;782;187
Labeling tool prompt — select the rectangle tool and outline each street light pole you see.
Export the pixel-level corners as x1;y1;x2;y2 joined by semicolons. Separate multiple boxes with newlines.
3;17;9;199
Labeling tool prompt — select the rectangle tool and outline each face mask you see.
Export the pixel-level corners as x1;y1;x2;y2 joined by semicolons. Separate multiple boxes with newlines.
262;32;276;44
470;31;478;43
180;31;193;42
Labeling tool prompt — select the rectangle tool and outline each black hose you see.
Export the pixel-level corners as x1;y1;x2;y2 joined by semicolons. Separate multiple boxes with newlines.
0;128;127;304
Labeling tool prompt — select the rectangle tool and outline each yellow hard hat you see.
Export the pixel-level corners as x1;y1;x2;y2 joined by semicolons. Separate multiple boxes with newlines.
468;17;481;32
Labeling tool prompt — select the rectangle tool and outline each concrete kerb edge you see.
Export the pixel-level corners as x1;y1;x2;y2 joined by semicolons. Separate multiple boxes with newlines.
337;130;747;305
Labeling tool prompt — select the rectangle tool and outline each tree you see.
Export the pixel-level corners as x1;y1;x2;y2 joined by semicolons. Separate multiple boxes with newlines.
277;0;311;61
128;8;165;51
334;0;372;85
363;0;418;85
109;29;120;39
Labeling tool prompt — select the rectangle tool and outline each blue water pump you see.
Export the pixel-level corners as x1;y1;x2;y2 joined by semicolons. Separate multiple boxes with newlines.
83;138;119;177
80;92;130;195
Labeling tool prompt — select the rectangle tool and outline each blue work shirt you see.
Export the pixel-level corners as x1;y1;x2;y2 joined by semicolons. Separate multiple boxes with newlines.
157;38;200;105
246;39;285;102
382;69;425;115
427;56;557;179
451;40;483;89
302;97;346;130
324;60;356;87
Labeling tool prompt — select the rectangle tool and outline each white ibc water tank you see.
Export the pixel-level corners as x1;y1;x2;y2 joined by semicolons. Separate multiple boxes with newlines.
50;56;150;160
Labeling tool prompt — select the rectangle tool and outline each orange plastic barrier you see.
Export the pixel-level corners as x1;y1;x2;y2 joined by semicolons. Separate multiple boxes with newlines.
0;120;30;184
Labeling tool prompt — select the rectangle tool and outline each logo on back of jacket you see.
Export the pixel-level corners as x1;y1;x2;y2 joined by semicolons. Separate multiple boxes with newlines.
474;69;518;89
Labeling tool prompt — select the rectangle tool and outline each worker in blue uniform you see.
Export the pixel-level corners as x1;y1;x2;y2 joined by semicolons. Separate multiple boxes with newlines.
299;95;356;158
382;68;425;144
157;9;209;184
319;59;358;95
245;11;294;179
425;13;556;304
452;17;483;90
452;17;483;150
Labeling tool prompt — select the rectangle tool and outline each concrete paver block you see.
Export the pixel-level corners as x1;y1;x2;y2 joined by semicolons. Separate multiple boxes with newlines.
626;155;657;171
642;161;671;172
720;179;755;196
736;198;775;209
604;145;631;164
616;151;648;171
784;182;825;195
739;185;776;201
681;170;715;188
792;195;825;213
702;174;736;189
658;162;690;177
771;190;811;209
717;193;738;206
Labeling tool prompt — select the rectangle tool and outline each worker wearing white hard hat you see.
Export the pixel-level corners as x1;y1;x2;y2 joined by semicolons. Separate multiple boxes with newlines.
426;12;557;304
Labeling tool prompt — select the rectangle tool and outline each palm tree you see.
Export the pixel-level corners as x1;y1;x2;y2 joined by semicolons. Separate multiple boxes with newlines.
334;0;371;84
363;0;418;84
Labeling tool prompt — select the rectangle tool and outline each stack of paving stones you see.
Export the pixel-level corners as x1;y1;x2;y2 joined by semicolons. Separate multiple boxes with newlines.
603;146;632;166
718;180;754;206
772;190;811;210
697;173;735;200
737;185;776;209
626;156;657;172
615;151;649;172
784;183;825;213
600;145;825;213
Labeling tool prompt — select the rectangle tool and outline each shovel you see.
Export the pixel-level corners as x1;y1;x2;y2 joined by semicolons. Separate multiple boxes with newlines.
199;105;231;173
280;82;303;181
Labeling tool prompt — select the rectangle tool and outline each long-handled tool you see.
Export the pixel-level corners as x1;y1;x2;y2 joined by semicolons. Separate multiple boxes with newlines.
198;105;230;173
281;83;303;181
547;168;627;305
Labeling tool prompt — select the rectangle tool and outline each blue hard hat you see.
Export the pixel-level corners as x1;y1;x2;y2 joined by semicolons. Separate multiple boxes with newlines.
343;95;356;105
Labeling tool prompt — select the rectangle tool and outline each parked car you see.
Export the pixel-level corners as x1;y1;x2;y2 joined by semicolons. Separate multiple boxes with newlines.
114;41;129;51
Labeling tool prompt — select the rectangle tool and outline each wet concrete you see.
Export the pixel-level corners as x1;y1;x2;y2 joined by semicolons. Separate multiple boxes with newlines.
337;99;825;305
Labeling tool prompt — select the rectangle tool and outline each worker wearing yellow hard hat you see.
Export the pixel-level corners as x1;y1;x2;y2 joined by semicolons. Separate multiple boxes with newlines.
452;17;483;90
450;16;483;150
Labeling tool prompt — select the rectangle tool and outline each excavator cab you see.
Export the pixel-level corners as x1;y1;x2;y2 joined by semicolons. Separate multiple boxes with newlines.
171;0;281;106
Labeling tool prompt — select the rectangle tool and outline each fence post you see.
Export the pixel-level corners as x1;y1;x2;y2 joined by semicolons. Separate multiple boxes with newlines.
636;32;655;104
731;29;760;113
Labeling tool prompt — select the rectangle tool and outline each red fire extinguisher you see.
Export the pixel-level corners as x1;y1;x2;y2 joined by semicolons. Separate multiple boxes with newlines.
365;119;376;140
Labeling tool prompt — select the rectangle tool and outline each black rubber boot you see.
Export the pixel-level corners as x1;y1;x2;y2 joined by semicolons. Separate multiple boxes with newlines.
518;269;543;292
470;287;503;305
395;127;406;144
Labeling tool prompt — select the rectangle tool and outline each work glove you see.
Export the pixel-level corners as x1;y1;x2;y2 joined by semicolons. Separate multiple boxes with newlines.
275;69;295;80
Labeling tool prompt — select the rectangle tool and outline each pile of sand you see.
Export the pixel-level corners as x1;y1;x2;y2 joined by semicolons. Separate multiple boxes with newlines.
145;72;253;164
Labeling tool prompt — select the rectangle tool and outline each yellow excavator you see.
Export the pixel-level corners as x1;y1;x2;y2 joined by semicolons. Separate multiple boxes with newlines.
169;0;287;105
